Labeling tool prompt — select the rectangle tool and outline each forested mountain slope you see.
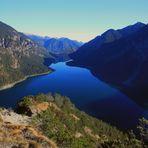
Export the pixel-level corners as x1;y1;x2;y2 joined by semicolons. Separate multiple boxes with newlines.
0;21;53;89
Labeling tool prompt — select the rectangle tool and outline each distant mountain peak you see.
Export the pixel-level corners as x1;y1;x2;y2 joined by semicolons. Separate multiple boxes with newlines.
27;34;83;55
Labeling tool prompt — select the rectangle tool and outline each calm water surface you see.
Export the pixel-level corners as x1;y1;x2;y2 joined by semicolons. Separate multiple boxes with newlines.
0;62;147;130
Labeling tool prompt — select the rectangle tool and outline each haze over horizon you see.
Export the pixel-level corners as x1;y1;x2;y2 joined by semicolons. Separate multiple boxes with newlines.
0;0;148;42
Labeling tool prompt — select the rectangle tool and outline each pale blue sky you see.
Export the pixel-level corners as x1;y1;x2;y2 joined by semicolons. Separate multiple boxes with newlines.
0;0;148;41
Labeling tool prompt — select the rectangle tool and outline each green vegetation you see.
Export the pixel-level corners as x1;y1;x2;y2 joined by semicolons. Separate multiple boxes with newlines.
0;21;53;89
18;94;147;148
137;118;148;144
0;46;50;88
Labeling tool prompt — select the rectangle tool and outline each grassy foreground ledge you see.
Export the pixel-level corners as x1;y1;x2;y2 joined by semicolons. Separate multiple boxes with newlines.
0;93;147;147
13;93;147;148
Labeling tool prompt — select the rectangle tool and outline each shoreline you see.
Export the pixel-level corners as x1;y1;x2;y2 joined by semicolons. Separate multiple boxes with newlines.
0;70;53;91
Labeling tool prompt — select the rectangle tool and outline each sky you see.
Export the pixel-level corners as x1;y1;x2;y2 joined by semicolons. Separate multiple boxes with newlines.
0;0;148;42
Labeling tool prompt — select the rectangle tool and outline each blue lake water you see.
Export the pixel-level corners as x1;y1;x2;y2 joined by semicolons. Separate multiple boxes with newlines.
0;62;147;130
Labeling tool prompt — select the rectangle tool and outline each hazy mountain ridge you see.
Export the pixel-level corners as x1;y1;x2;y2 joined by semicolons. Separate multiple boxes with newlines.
27;34;83;56
0;21;53;89
26;34;50;46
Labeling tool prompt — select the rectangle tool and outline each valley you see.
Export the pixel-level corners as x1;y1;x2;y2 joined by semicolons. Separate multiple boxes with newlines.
0;16;148;147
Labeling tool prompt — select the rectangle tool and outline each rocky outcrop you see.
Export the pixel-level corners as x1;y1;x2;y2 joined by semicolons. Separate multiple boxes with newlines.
0;108;57;148
16;98;50;116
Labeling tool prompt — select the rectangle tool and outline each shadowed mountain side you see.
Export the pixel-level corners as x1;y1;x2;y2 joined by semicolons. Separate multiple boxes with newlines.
70;22;145;61
68;23;148;108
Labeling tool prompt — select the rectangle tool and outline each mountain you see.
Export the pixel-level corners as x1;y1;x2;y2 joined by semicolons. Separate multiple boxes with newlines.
70;22;145;62
26;34;50;46
0;21;53;89
44;37;83;54
0;93;145;147
28;34;83;61
68;23;148;106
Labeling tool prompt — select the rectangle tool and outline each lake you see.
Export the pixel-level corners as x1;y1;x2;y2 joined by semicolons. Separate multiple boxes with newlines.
0;62;147;130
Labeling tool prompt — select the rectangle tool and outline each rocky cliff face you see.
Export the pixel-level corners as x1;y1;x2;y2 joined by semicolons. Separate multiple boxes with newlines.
0;21;53;88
